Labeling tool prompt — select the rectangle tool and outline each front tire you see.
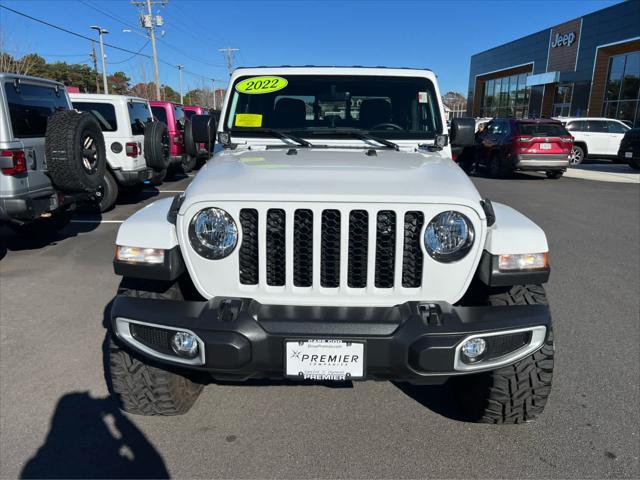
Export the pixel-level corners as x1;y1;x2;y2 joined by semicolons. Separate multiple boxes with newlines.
108;278;204;416
453;285;554;424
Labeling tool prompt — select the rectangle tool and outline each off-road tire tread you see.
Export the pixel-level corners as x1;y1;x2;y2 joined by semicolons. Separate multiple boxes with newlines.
144;121;170;172
455;284;554;424
45;110;106;192
109;339;203;416
108;277;203;416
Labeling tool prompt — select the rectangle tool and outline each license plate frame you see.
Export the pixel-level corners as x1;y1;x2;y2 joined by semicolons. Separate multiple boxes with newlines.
284;339;366;381
539;143;552;150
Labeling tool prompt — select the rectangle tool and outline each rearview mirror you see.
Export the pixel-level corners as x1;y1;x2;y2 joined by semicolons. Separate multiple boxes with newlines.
450;117;476;147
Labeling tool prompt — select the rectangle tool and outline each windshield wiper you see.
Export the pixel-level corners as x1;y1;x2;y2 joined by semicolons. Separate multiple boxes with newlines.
230;128;313;148
306;129;400;151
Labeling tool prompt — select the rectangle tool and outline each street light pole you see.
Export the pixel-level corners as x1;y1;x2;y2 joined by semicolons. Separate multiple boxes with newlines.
90;25;109;94
177;64;183;104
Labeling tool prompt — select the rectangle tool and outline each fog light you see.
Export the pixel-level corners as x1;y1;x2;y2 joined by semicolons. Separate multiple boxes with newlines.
171;331;199;359
461;338;486;363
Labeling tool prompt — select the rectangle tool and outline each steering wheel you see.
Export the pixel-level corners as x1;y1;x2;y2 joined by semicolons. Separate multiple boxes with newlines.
370;122;404;131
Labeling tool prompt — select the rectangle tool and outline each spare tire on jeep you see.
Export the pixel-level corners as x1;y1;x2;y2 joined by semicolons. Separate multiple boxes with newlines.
184;119;198;158
45;110;107;193
144;121;170;173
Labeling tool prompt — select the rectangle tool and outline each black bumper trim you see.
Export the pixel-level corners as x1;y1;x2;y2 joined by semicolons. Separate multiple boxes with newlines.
110;296;551;382
111;167;152;186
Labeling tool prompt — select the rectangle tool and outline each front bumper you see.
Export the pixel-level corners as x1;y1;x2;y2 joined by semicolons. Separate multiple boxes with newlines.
111;296;551;384
514;153;569;170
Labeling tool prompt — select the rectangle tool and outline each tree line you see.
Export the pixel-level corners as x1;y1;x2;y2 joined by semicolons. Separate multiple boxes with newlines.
0;50;223;107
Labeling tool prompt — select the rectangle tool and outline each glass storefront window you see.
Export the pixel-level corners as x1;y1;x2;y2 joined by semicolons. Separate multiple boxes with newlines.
479;72;530;118
621;52;639;101
603;51;640;127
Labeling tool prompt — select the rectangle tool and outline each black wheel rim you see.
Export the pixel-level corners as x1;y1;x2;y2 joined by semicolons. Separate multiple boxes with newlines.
82;134;99;174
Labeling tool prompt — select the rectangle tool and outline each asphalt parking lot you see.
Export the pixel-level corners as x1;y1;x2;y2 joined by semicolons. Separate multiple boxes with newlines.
1;168;638;479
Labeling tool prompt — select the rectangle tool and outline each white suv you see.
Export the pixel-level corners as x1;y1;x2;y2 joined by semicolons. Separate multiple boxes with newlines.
70;94;158;211
107;67;556;424
558;117;630;165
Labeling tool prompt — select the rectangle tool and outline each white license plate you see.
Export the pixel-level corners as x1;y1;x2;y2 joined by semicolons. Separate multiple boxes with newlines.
49;195;58;210
285;340;364;380
540;143;552;150
625;151;633;158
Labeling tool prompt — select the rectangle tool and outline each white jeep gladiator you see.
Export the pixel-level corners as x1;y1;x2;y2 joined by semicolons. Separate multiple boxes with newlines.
109;67;554;424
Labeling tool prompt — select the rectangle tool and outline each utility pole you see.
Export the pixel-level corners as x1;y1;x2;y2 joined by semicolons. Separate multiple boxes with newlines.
90;26;109;94
90;41;100;94
218;48;239;77
177;64;183;104
132;0;167;100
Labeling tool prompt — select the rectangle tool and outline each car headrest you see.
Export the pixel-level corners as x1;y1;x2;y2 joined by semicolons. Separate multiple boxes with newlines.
359;99;392;129
273;98;306;128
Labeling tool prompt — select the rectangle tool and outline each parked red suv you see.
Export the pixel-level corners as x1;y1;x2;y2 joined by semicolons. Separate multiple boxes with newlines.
150;101;195;174
475;118;573;179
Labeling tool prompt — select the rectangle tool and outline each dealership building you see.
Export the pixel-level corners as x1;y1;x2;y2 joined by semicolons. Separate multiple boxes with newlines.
466;0;640;126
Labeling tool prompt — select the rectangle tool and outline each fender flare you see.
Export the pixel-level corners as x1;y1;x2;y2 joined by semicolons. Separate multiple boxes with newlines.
484;202;548;255
115;197;178;249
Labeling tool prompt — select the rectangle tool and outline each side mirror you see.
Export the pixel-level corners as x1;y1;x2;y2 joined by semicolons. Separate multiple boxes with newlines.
450;117;476;147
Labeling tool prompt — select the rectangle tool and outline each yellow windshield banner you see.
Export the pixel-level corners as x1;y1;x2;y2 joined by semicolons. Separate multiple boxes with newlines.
235;76;288;95
235;113;263;127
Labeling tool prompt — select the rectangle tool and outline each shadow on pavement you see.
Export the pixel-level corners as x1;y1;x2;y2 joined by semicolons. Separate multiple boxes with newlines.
20;392;169;479
393;381;468;422
0;220;100;262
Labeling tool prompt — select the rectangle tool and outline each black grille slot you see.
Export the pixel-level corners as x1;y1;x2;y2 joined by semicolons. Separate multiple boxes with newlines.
266;209;286;286
321;209;341;288
485;332;531;360
293;209;313;287
348;210;368;288
402;211;424;288
375;210;396;288
130;323;173;355
239;209;259;285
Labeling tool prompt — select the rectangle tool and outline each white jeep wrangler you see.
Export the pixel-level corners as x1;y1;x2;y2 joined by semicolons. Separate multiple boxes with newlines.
71;93;170;211
109;67;554;423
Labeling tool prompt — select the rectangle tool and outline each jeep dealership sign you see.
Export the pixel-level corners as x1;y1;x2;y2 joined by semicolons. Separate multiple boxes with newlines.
551;31;576;48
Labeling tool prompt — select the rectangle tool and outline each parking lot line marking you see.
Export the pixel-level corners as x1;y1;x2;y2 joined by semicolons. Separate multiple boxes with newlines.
70;219;123;224
143;190;185;193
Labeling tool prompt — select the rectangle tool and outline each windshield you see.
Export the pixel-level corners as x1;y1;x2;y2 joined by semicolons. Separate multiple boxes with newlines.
225;74;442;140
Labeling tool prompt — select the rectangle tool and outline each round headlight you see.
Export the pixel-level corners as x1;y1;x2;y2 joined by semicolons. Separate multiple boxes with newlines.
424;211;474;262
189;208;238;259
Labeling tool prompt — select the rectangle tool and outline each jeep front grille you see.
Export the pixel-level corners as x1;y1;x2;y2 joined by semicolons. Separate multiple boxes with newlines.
239;207;425;289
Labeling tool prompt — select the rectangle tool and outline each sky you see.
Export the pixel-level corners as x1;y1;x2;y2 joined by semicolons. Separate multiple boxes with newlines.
0;0;622;96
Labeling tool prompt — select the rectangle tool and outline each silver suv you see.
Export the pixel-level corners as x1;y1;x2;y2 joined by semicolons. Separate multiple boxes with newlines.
0;73;106;234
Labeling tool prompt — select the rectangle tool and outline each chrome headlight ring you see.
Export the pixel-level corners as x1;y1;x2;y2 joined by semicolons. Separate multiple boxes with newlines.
424;211;475;262
188;207;238;260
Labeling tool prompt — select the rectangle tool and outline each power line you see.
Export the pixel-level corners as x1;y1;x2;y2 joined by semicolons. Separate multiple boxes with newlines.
0;4;153;59
81;0;225;69
0;4;220;83
108;40;150;65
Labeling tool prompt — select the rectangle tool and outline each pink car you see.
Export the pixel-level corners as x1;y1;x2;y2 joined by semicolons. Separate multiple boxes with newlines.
150;101;195;173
